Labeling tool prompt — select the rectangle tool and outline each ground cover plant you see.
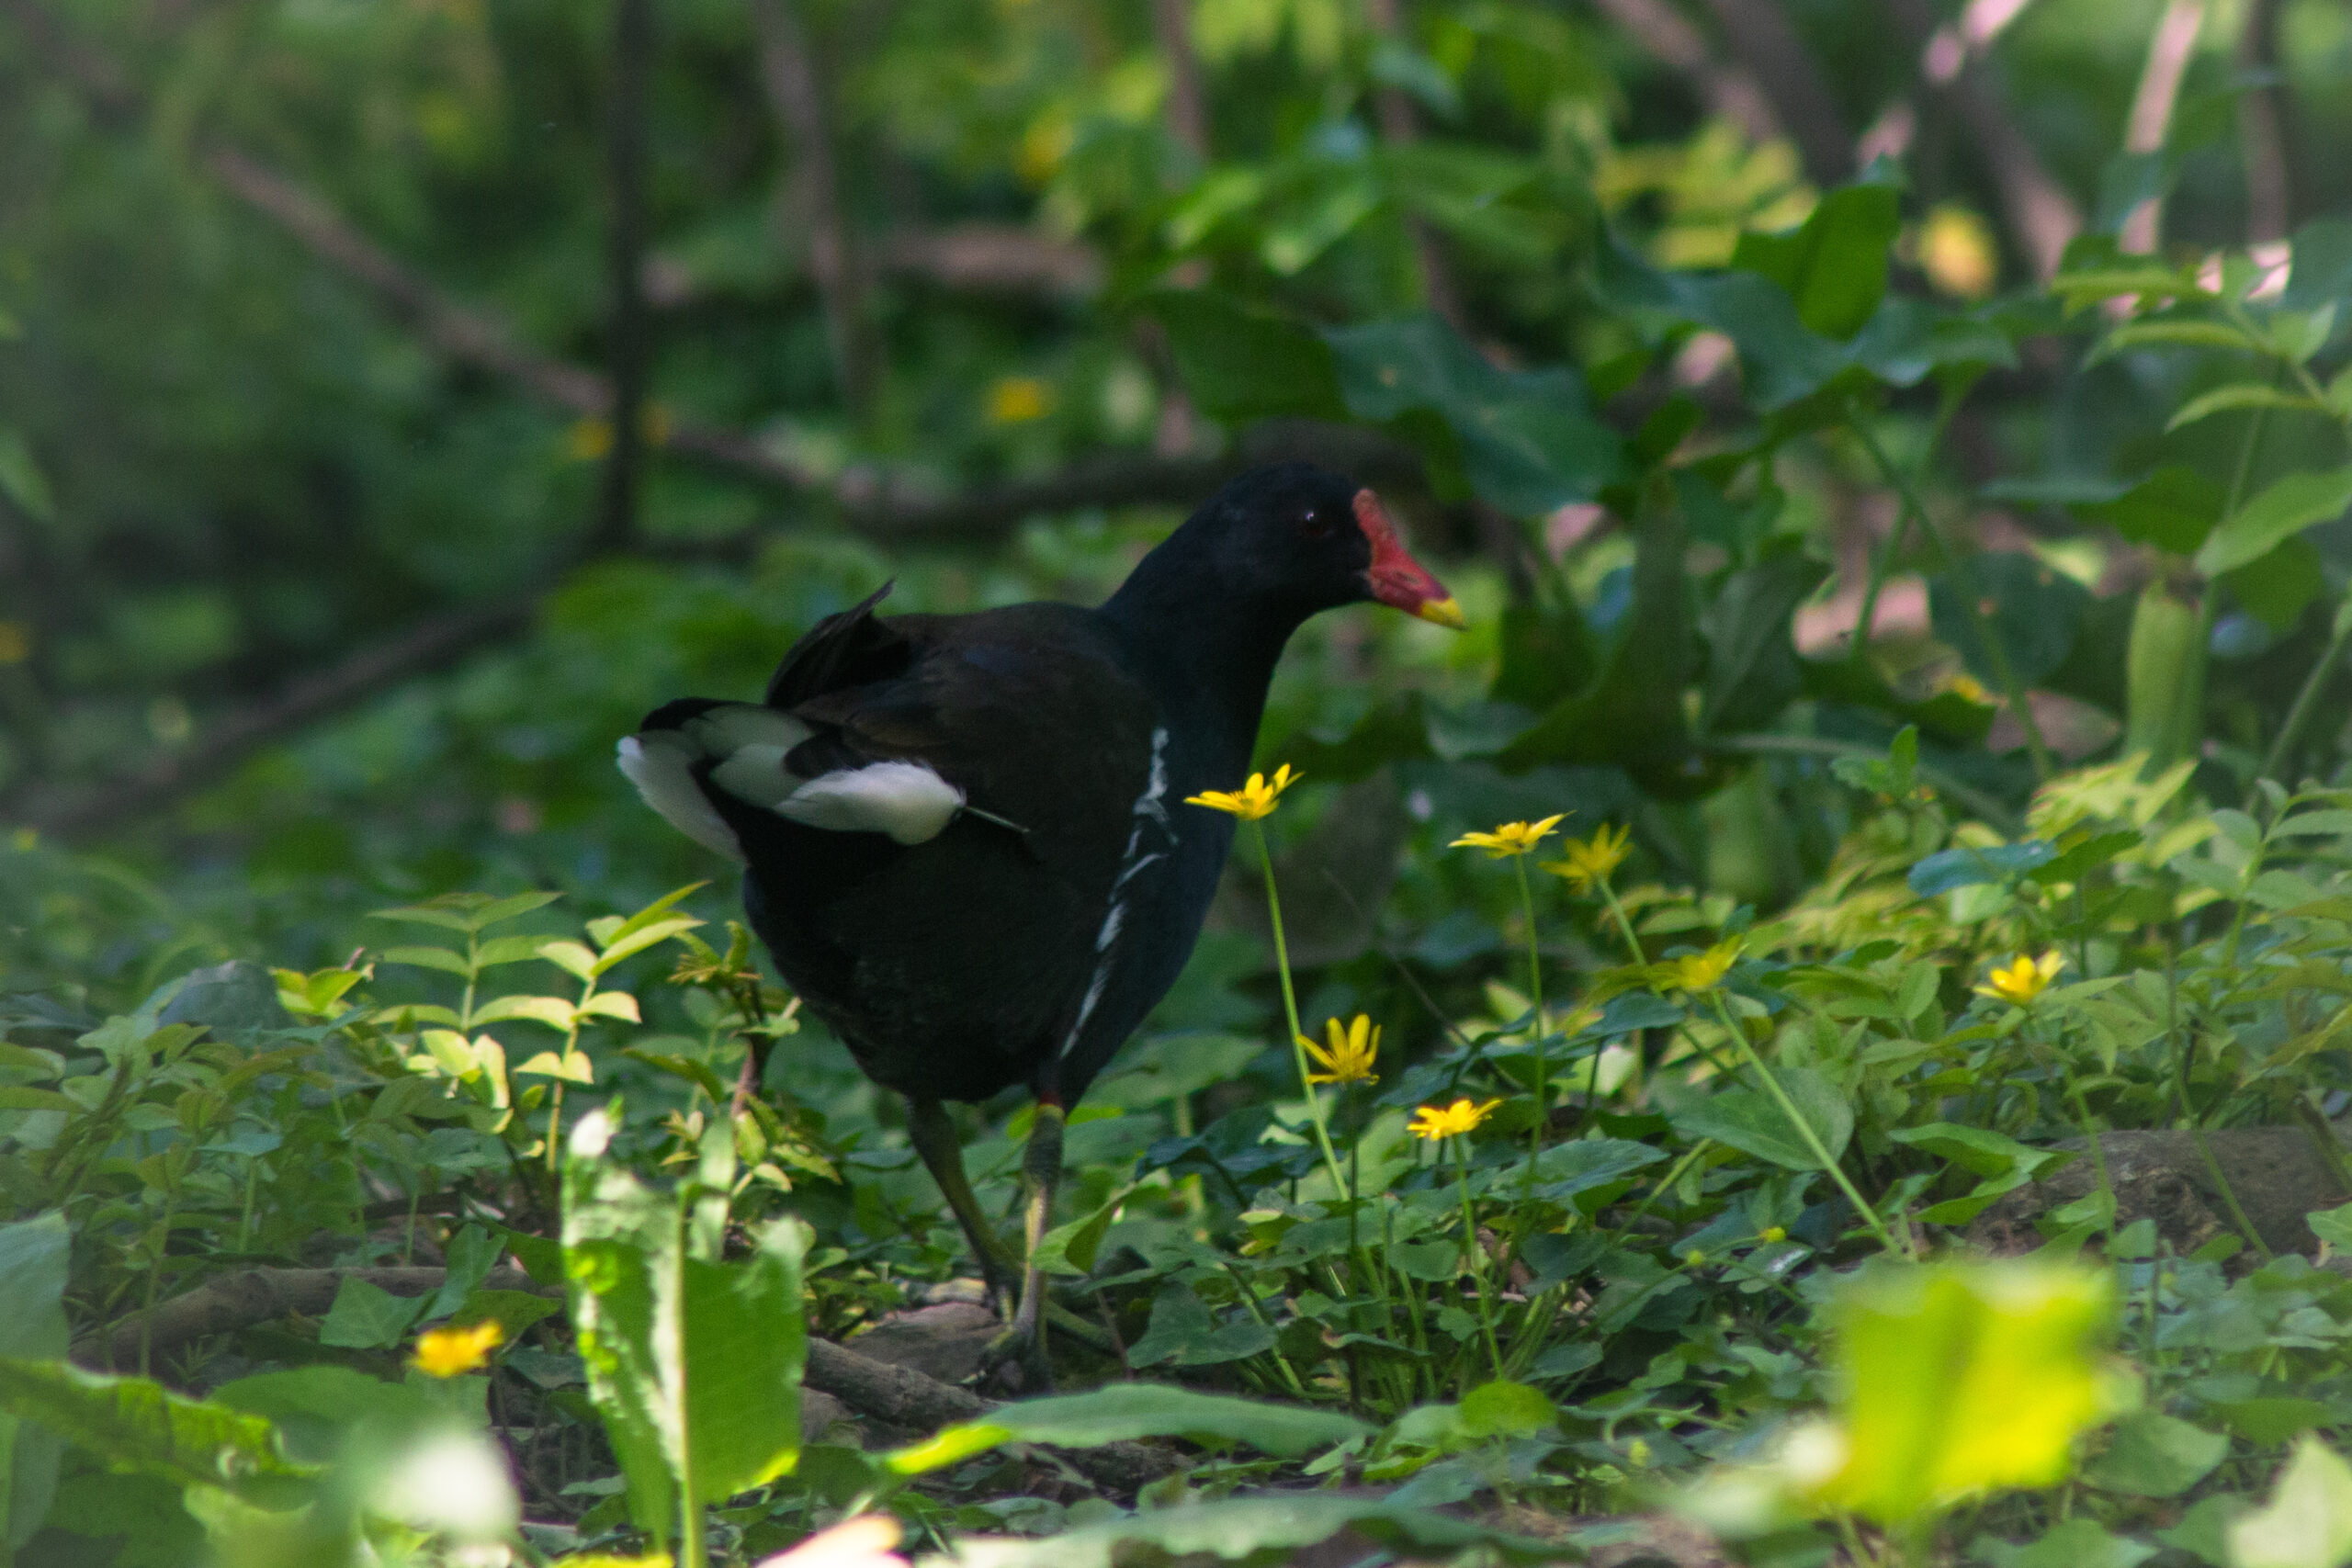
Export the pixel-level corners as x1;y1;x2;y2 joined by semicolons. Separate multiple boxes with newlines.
14;0;2352;1562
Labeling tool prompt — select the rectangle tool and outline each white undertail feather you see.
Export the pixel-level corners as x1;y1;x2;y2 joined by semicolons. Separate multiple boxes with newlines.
773;761;966;844
620;701;967;852
1059;726;1174;1059
616;734;745;862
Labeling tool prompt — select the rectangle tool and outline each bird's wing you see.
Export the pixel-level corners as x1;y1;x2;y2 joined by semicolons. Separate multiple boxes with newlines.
620;605;1154;868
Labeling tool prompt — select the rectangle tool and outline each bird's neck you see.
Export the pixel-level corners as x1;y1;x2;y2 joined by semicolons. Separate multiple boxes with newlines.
1101;562;1304;775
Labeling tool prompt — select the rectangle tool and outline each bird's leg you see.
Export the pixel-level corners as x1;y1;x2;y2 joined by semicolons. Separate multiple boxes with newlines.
987;1100;1065;1392
905;1097;1021;1309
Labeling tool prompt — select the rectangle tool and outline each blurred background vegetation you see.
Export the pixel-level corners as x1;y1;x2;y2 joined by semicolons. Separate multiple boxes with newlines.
1;0;2347;1009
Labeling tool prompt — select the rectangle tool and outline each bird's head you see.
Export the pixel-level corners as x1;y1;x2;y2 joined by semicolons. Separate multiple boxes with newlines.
1177;463;1464;630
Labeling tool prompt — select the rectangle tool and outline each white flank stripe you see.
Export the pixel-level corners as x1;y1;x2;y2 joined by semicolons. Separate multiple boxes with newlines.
1060;728;1174;1060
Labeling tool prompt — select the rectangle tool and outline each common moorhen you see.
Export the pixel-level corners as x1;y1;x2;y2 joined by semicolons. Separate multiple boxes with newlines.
617;463;1461;1382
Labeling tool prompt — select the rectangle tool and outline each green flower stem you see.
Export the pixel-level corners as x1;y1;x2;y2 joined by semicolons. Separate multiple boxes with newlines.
1254;821;1348;1196
1453;1137;1506;1382
1597;875;1645;965
2068;1072;2117;1242
1845;381;1968;671
2257;591;2352;792
1512;853;1550;1179
1849;414;2054;781
1705;993;1904;1257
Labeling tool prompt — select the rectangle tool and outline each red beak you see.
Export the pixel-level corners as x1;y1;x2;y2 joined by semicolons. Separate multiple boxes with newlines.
1356;490;1464;628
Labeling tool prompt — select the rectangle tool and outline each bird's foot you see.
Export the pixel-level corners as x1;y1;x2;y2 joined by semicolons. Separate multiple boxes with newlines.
974;1317;1053;1394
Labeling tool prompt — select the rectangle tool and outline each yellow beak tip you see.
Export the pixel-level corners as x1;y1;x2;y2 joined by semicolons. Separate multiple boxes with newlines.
1415;596;1467;630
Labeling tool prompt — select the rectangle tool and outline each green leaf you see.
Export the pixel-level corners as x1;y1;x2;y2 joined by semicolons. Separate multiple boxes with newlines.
622;1048;733;1105
1731;178;1902;340
2165;383;2323;433
2311;1201;2352;1250
2083;1411;2228;1498
1323;314;1623;513
1032;1185;1130;1278
2091;319;2266;361
428;1225;502;1321
562;1117;808;1542
472;891;563;929
1497;491;1702;792
922;1494;1558;1568
318;1277;429;1349
471;995;576;1031
1458;1380;1556;1438
1148;291;1344;423
1126;1280;1277;1369
1975;1517;2154;1568
1929;551;2088;690
1668;1067;1851;1171
2230;1438;2352;1568
888;1385;1367;1474
2195;466;2352;576
1890;1122;2070;1179
2073;467;2226;556
1698;552;1830;733
592;917;704;976
379;946;472;977
0;429;54;524
0;1358;316;1504
1822;1258;2119;1524
537;940;600;983
594;883;708;953
450;1290;561;1345
514;1050;594;1083
2211;1396;2332;1446
0;1214;68;1550
473;934;550;968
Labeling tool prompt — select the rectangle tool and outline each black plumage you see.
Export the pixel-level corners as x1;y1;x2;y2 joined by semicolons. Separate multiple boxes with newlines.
619;463;1460;1382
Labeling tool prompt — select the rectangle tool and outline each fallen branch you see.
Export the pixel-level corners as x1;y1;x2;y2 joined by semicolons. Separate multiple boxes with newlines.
74;1263;1174;1491
7;596;534;840
72;1264;544;1371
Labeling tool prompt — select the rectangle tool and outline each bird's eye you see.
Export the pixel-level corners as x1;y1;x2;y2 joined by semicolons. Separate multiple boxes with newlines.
1299;508;1336;539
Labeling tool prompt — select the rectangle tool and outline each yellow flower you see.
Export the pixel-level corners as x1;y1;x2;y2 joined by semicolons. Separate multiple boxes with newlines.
986;376;1053;424
567;417;613;462
1917;205;2000;300
1664;939;1742;993
412;1319;504;1378
1543;821;1632;891
1408;1097;1501;1140
1976;950;2064;1006
1940;671;1995;705
1185;764;1298;821
1450;814;1565;859
1300;1014;1379;1086
0;622;27;664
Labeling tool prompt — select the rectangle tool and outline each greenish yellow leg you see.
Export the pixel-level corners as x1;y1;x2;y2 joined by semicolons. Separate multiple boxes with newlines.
906;1097;1021;1309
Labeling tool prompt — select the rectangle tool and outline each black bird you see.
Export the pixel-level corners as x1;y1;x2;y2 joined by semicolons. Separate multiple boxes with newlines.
617;463;1461;1382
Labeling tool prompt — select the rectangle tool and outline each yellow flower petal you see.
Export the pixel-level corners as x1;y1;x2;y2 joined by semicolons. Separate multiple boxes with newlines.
1300;1013;1379;1086
1542;821;1633;891
1407;1096;1501;1140
1975;949;2065;1006
1449;814;1566;859
413;1319;504;1378
1183;764;1299;822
